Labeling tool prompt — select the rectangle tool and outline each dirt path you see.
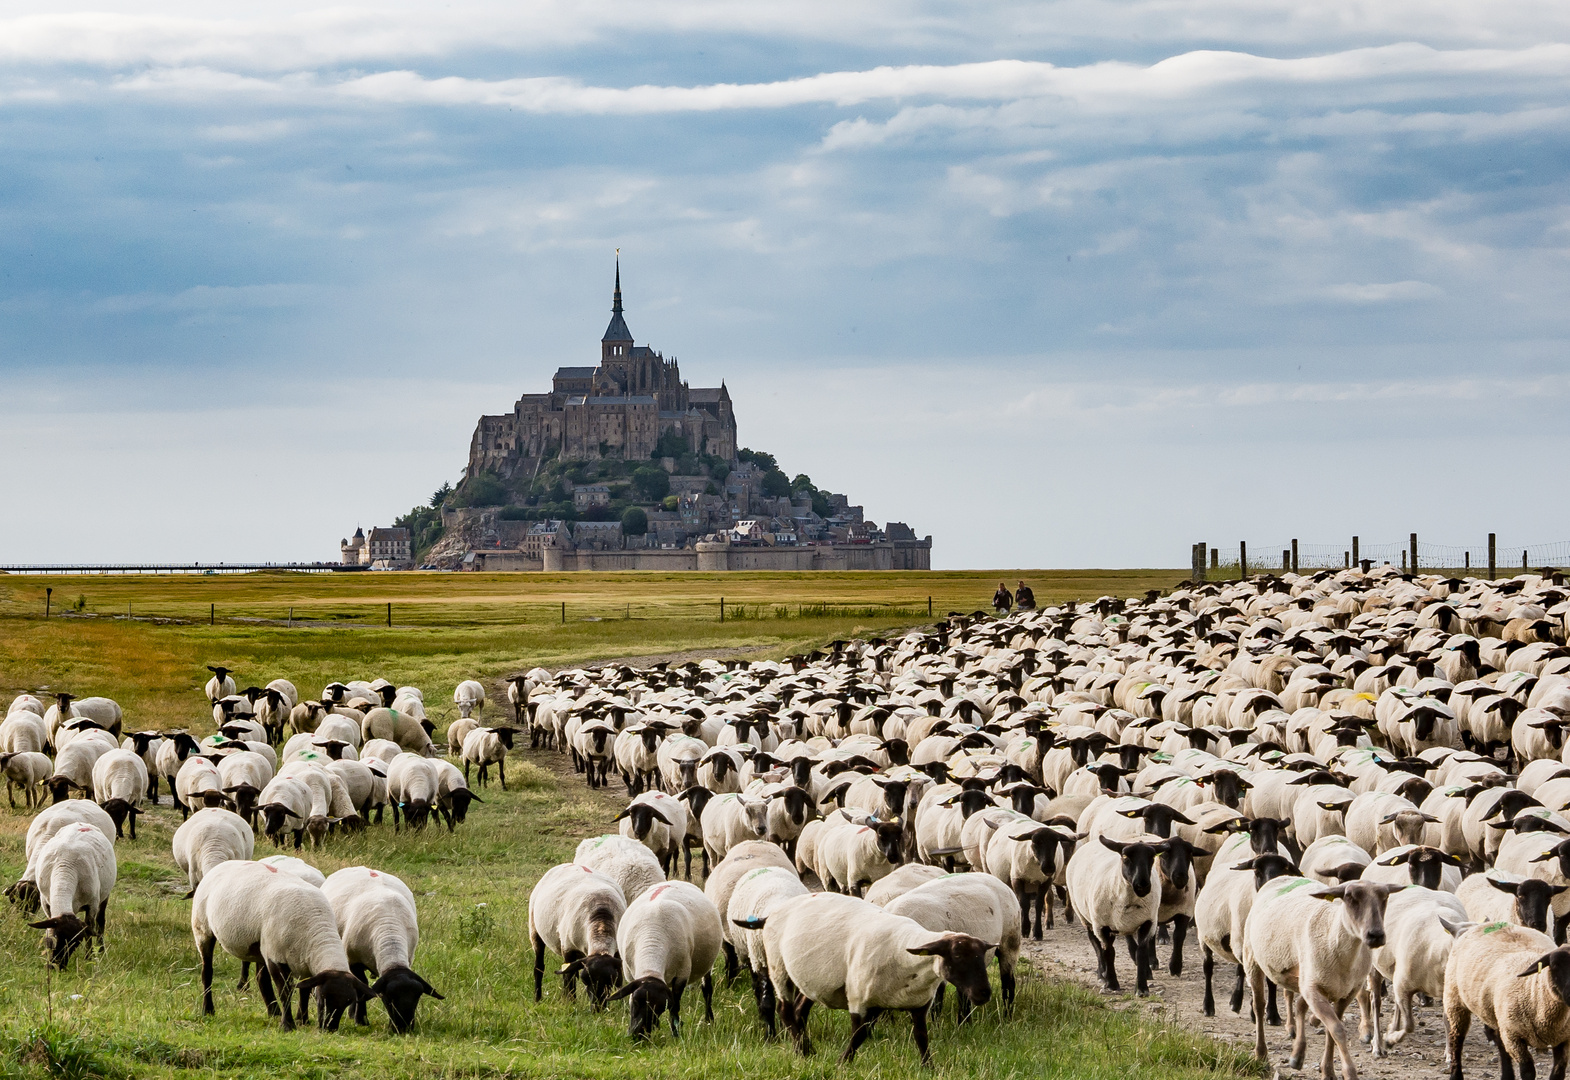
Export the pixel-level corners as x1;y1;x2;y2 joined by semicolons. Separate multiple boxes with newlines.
1019;914;1507;1080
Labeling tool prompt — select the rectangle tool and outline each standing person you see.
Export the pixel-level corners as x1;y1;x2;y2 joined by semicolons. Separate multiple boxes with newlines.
1014;580;1036;611
993;581;1013;614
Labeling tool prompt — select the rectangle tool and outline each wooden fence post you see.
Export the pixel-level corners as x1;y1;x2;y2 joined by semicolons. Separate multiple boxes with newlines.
1489;533;1496;580
1410;532;1418;573
45;588;51;618
1291;539;1299;574
561;601;566;624
387;602;392;628
1240;541;1248;580
720;597;725;623
210;603;214;626
1352;535;1359;565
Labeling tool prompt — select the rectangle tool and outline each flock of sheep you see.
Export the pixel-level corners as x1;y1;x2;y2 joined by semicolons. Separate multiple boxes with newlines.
12;564;1570;1076
0;674;483;1031
516;566;1570;1079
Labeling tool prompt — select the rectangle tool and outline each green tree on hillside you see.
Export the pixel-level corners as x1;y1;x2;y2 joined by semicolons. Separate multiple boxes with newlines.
632;466;670;501
621;506;648;535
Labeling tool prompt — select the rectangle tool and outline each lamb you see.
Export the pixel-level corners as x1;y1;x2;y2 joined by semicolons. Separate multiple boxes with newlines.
321;867;443;1032
574;834;666;904
1066;835;1176;995
91;748;149;838
1445;924;1570;1080
460;726;519;789
885;872;1023;1014
816;818;906;896
453;680;486;720
171;807;255;891
29;822;117;968
5;800;117;912
701;793;771;866
0;751;52;809
749;891;995;1065
191;859;375;1030
1243;877;1402;1080
1369;885;1468;1049
726;864;810;1034
528;862;627;1008
610;880;723;1039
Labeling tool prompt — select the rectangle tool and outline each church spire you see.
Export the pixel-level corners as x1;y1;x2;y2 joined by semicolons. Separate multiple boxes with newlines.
602;253;633;345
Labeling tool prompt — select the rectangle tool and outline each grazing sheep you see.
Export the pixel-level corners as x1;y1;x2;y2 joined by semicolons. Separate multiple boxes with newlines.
175;755;226;818
385;754;442;831
360;738;403;765
321;867;443;1032
48;735;114;803
574;834;666;904
453;680;486;720
171;808;255;892
360;708;435;757
0;751;52;809
460;726;519;789
191;859;375;1030
91;748;149;838
611;880;723;1039
5;800;117;912
1243;877;1402;1080
528;863;627;1008
750;891;995;1065
258;854;327;886
1;711;48;754
30;822;117;968
255;775;312;848
885;872;1023;1014
1444;923;1570;1080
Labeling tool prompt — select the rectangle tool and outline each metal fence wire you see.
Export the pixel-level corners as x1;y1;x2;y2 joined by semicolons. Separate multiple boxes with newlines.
1198;538;1570;576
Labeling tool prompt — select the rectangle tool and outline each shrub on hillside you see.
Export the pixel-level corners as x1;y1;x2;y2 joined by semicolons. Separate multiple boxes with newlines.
621;506;648;535
632;466;670;501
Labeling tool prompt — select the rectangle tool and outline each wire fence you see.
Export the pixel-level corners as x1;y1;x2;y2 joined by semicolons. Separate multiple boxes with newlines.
1193;537;1570;579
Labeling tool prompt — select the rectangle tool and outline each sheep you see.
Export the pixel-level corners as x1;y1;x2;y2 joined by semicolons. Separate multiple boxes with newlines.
1444;923;1570;1080
0;751;51;809
91;748;149;838
1362;844;1465;892
48;736;114;803
701;793;771;866
122;731;165;799
610;880;723;1038
1301;834;1375;885
175;755;226;818
864;863;949;907
191;859;375;1030
314;713;363;749
528;862;627;1008
617;792;688;875
155;733;204;809
816;818;906;897
885;872;1023;1015
206;666;237;703
1195;851;1300;1018
29;822;117;968
575;833;666;904
445;717;480;760
5;800;117;912
171;808;255;892
460;726;519;788
217;749;275;824
1065;835;1175;995
258;854;327;886
289;700;329;736
1369;885;1468;1049
1;710;48;754
453;680;486;720
256;775;312;848
321;867;443;1032
703;840;796;983
1243;877;1402;1080
360;708;435;757
1456;872;1568;935
727;864;810;1034
385;753;441;830
749;891;995;1065
360;737;403;765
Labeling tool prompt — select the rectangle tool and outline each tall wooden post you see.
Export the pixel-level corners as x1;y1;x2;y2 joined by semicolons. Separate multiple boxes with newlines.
1240;541;1248;580
1352;536;1359;565
1489;533;1496;580
1291;539;1299;574
1410;533;1418;573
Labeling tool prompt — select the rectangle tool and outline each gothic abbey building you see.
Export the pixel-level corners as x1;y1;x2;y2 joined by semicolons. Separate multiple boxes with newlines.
466;267;738;481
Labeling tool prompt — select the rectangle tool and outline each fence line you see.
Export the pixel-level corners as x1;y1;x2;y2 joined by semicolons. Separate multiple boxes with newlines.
1190;535;1570;579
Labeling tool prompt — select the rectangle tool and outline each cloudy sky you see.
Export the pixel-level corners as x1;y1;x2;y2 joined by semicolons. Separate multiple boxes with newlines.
4;0;1569;569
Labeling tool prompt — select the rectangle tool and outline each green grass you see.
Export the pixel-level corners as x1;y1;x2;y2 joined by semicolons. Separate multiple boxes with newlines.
0;568;1261;1080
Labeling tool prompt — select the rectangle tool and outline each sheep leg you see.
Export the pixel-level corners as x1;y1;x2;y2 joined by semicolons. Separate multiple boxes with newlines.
561;950;581;1000
1169;914;1189;977
792;994;815;1056
199;936;217;1016
1202;946;1215;1016
238;959;253;990
1249;961;1270;1063
841;1007;883;1064
1039;889;1049;936
1085;925;1108;985
722;942;740;986
531;933;546;1002
270;962;296;1031
1557;911;1570;947
499;758;507;791
1268;980;1283;1026
701;971;713;1023
1512;1036;1535;1080
95;899;108;952
1100;926;1122;992
932;982;946;1017
349;963;371;1025
1134;921;1153;997
1230;961;1247;1014
463;760;471;783
909;1005;932;1066
256;961;280;1017
1364;973;1385;1057
756;969;778;1039
298;981;311;1027
1551;1041;1566;1080
1483;1026;1516;1080
670;977;686;1036
1286;988;1309;1070
1445;998;1470;1080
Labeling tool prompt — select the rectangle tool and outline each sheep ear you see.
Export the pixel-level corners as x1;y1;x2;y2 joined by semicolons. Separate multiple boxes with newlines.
556;960;583;975
612;808;630;821
648;808;673;826
1438;916;1475;937
1519;954;1555;978
906;939;952;958
1488;877;1522;895
606;981;639;1002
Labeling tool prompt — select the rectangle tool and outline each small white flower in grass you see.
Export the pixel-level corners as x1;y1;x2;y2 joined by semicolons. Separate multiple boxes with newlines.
69;995;82;1001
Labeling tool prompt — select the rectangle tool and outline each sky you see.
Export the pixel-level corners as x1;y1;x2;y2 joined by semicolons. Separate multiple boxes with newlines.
3;1;1569;569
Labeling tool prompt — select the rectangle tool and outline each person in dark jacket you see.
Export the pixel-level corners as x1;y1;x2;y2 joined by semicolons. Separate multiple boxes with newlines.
1014;580;1036;611
993;582;1013;614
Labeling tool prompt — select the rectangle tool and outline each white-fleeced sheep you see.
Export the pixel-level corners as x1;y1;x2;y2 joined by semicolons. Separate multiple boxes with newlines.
885;872;1023;1014
528;862;628;1008
90;748;149;838
700;794;770;866
0;751;52;809
610;880;722;1039
30;821;117;968
5;800;118;912
459;726;519;789
171;807;255;892
385;754;442;831
726;864;809;1036
453;680;486;720
191;859;375;1030
863;863;949;907
1369;885;1469;1050
321;867;443;1032
816;818;906;897
574;833;666;904
1445;924;1570;1080
1065;835;1173;995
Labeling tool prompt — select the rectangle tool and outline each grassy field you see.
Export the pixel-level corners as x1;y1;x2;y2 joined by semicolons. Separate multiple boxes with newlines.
0;568;1262;1080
